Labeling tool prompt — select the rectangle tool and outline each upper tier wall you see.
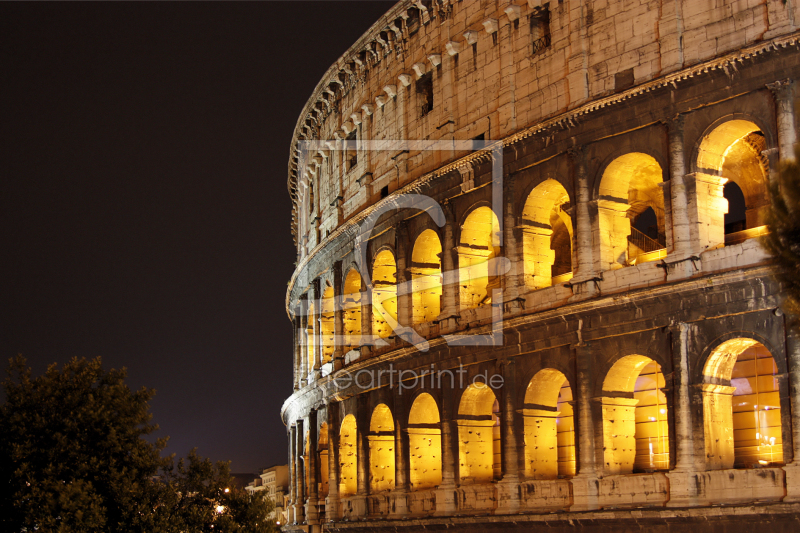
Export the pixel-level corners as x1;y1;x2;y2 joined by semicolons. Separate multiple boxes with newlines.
288;0;799;255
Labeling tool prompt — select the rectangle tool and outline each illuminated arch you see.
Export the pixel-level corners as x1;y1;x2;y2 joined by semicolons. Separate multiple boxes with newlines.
601;355;669;474
339;414;358;496
696;120;770;247
410;229;442;325
457;383;501;483
458;207;501;310
343;269;362;352
597;153;666;270
408;393;442;490
321;286;335;365
522;369;575;479
318;422;329;497
521;180;573;290
702;338;783;469
371;250;398;340
369;404;395;492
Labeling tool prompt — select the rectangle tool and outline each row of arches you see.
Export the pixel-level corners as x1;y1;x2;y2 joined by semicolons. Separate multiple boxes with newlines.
300;337;782;497
302;119;770;363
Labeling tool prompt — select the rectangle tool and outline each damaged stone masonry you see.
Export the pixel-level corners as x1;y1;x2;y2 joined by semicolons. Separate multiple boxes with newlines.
282;1;800;531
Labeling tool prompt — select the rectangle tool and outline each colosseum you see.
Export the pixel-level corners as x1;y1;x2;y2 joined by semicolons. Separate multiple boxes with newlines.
281;1;800;531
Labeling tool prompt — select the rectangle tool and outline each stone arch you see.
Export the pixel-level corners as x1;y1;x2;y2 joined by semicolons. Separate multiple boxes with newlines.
596;153;666;270
695;118;771;247
371;249;397;340
342;268;363;352
410;229;442;324
457;383;501;483
701;338;783;469
522;369;575;479
320;285;335;365
408;392;442;490
521;179;573;290
369;404;396;492
601;354;669;474
318;422;329;497
457;206;501;310
339;414;358;496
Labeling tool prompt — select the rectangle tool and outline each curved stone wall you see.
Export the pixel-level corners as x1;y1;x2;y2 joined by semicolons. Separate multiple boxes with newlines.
283;1;800;531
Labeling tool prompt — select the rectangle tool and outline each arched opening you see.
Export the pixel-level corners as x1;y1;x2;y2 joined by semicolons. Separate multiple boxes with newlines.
372;250;398;339
457;383;501;483
521;179;573;290
342;269;362;352
522;369;576;479
597;153;666;269
702;339;783;469
318;422;329;498
410;229;442;325
696;120;770;247
408;393;442;490
458;207;502;309
321;286;334;365
369;404;395;492
339;415;358;496
601;355;670;475
306;301;316;373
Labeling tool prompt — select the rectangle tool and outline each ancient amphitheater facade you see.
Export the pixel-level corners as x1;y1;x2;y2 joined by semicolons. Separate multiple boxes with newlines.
282;1;800;531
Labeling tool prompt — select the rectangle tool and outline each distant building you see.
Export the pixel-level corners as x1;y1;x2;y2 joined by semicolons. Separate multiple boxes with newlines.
245;464;289;525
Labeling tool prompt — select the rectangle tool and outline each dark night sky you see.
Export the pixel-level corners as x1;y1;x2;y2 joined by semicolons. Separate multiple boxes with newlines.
1;1;395;474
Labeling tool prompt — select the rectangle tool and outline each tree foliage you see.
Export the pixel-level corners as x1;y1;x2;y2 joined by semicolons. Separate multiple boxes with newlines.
0;356;278;533
763;144;800;321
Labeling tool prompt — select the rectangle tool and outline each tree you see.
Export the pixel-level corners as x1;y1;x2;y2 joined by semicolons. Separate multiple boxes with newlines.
0;356;278;533
763;144;800;322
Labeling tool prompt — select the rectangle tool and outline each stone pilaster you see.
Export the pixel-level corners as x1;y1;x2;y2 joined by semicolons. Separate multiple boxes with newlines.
666;322;699;507
311;278;323;374
665;115;695;271
782;326;800;501
496;359;521;513
395;222;413;342
439;202;460;333
360;273;372;357
571;341;599;511
434;394;458;516
767;79;797;164
503;180;525;314
292;316;301;391
567;147;598;301
294;421;306;523
299;295;309;383
332;261;344;371
392;393;409;516
288;425;296;523
306;410;319;523
325;403;341;520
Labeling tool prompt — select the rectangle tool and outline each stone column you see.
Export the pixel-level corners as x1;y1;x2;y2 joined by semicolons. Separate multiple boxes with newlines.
439;202;460;332
299;295;309;384
353;399;368;516
666;322;699;507
333;262;345;371
571;341;599;511
496;359;521;513
567;147;598;301
360;273;372;358
326;403;341;520
783;325;800;501
392;394;409;516
434;386;458;516
395;222;413;341
503;180;525;314
294;421;306;523
666;115;694;263
767;79;797;163
292;316;301;391
311;279;323;374
306;410;319;523
288;426;296;523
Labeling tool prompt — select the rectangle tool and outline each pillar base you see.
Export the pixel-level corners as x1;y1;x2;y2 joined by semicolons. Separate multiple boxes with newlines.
663;253;700;282
783;463;800;502
349;495;367;517
436;315;460;335
503;297;525;316
495;479;521;514
665;470;699;508
325;495;340;522
433;485;458;515
305;498;319;524
390;490;409;516
570;474;599;511
567;276;600;303
292;503;305;525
